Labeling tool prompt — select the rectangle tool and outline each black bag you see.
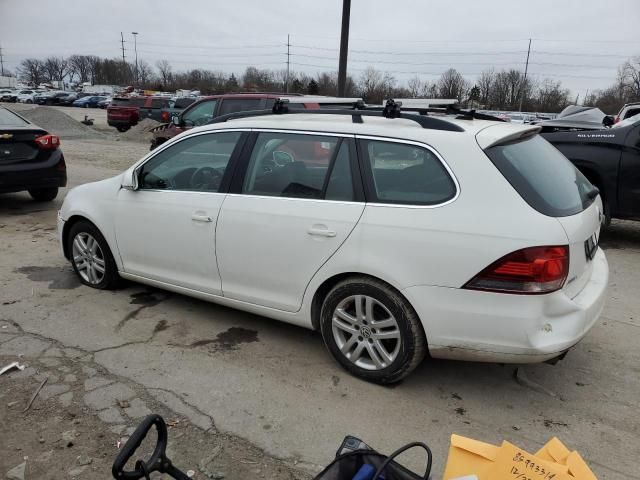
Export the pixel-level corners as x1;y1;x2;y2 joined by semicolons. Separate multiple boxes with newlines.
314;436;433;480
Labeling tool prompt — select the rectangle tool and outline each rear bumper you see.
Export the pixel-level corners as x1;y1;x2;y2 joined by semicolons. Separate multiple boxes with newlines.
0;151;67;194
403;248;608;363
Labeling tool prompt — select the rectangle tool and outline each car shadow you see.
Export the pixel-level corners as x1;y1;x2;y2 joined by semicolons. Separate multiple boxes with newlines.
0;191;62;217
599;219;640;251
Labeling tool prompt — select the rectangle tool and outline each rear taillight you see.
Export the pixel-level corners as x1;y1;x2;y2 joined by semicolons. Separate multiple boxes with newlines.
35;134;60;150
161;111;170;122
464;246;569;294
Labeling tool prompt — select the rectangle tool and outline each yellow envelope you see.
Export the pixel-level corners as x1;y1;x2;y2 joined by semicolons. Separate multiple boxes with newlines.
535;437;571;465
565;451;598;480
485;440;572;480
442;434;501;480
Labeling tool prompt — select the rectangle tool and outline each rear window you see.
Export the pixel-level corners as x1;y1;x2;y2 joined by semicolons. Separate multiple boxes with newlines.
218;98;265;115
485;135;595;217
174;98;196;109
0;108;29;126
112;97;146;108
151;98;168;108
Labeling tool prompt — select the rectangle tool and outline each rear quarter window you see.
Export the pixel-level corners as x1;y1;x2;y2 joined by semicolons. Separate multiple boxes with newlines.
361;139;457;205
485;134;595;217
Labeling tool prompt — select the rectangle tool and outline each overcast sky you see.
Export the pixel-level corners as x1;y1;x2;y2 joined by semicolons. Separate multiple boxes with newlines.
1;0;638;99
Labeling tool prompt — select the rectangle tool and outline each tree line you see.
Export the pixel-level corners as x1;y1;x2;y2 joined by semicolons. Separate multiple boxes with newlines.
16;54;640;113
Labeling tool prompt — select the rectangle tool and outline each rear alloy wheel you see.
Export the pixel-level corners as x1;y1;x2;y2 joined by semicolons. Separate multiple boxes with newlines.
28;187;58;201
67;221;120;289
320;277;427;384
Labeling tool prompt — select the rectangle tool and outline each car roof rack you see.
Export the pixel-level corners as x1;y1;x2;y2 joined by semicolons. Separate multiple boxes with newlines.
209;99;465;132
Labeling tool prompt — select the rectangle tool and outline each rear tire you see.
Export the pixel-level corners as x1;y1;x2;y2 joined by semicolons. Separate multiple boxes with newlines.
320;277;427;384
28;187;58;201
117;126;129;132
67;221;120;289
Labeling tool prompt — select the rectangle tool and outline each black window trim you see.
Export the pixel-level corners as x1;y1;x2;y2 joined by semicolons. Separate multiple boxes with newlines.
133;129;250;194
228;128;365;203
355;135;460;208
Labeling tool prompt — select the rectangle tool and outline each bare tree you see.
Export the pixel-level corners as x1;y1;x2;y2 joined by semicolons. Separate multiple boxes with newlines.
407;75;423;97
137;60;154;86
43;56;68;83
68;55;92;83
621;57;640;101
155;60;173;88
437;68;468;102
477;70;494;107
18;58;46;85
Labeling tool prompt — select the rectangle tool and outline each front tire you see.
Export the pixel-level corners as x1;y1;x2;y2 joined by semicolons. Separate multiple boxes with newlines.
67;221;120;289
28;187;58;201
320;277;427;384
117;126;129;132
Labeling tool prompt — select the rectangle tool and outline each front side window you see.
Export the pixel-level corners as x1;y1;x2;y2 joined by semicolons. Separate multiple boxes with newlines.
362;139;456;205
138;131;242;192
182;100;218;126
242;132;354;200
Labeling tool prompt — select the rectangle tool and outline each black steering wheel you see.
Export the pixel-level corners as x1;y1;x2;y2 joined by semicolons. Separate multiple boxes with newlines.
189;166;223;190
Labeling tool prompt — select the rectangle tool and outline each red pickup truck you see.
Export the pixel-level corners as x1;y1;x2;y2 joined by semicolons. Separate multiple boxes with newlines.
107;96;171;132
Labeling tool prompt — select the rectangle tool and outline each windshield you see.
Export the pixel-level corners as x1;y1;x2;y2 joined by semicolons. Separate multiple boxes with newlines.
485;134;596;217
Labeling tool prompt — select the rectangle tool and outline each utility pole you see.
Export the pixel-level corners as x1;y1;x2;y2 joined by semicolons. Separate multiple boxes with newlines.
0;44;5;76
131;32;139;85
518;38;532;112
337;0;351;97
285;34;291;93
120;32;126;65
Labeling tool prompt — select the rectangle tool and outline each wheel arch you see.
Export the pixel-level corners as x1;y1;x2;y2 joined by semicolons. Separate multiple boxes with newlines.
62;215;110;260
309;272;426;339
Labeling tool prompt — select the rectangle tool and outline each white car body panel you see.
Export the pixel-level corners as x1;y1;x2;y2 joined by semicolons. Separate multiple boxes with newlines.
57;114;609;364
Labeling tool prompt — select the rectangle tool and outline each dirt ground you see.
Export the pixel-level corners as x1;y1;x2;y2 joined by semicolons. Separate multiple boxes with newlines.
1;104;640;480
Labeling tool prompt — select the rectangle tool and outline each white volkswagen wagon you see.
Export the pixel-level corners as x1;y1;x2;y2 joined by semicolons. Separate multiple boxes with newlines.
58;108;608;383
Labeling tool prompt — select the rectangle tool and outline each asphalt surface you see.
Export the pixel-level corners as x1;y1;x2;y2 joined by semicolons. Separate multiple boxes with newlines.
1;106;639;479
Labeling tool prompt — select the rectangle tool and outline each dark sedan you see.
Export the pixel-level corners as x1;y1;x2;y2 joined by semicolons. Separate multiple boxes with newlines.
72;96;106;108
542;114;640;224
0;107;67;201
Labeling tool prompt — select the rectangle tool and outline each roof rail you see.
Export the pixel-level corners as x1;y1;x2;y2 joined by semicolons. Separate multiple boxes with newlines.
208;99;465;132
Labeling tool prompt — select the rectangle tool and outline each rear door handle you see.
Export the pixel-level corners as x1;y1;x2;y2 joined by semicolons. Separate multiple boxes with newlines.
191;214;212;223
308;226;337;237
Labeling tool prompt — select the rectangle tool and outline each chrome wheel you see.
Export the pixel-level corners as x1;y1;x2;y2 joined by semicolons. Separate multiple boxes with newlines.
331;295;401;371
71;232;106;285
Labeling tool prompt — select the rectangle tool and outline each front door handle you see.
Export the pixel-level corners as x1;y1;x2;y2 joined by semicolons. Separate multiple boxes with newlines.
308;226;337;237
191;214;212;223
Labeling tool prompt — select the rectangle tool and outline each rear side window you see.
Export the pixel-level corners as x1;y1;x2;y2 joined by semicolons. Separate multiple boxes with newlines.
219;99;264;116
485;134;595;217
242;132;354;200
361;139;456;205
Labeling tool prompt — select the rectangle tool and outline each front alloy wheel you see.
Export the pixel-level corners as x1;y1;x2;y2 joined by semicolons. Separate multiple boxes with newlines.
71;232;106;285
67;220;120;289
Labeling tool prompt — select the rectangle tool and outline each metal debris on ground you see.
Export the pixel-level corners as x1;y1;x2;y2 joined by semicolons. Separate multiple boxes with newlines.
0;361;26;376
23;377;48;412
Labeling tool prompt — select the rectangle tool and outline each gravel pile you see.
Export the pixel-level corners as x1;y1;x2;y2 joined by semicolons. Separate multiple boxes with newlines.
16;106;105;140
120;118;162;143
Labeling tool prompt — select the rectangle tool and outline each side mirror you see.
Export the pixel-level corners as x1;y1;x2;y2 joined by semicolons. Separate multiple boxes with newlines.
273;150;294;166
171;115;181;126
602;115;615;128
121;167;138;191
